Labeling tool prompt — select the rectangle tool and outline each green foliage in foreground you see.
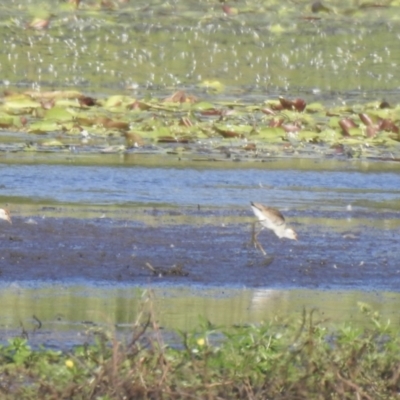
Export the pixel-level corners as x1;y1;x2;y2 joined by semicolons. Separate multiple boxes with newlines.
0;301;399;399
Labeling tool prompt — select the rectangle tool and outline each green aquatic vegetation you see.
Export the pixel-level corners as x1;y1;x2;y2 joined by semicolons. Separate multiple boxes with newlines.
0;89;399;161
0;299;399;399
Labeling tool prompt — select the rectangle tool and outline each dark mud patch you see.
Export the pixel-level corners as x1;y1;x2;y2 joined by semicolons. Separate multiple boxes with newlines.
0;212;398;291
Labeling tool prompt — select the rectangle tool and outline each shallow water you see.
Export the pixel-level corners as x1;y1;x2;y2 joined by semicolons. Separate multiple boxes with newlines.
1;159;400;210
1;284;399;349
0;157;399;346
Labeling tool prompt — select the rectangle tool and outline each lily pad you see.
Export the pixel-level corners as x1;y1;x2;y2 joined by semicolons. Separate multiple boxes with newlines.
44;106;73;122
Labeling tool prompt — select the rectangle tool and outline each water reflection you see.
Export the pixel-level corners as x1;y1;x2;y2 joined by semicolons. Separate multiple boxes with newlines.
1;284;399;338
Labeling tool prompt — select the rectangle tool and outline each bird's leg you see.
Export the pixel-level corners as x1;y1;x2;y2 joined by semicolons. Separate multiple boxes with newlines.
250;222;258;247
251;222;267;256
255;238;267;256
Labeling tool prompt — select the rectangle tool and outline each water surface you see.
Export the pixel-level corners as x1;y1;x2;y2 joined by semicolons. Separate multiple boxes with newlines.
1;160;400;210
1;1;400;103
1;283;399;350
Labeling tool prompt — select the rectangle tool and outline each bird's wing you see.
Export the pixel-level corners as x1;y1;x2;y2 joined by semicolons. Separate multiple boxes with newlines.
263;206;286;225
251;202;286;227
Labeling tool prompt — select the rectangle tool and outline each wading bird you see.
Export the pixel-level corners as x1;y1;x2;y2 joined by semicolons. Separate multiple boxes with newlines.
0;209;11;224
250;202;297;255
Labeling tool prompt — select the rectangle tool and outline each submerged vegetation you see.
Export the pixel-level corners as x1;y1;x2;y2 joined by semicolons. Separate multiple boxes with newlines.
0;295;399;399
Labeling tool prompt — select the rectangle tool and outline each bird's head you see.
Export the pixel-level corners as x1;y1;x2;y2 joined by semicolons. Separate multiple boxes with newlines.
285;228;297;241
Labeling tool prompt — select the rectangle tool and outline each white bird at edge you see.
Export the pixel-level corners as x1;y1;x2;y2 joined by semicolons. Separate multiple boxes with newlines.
250;202;297;255
0;208;12;224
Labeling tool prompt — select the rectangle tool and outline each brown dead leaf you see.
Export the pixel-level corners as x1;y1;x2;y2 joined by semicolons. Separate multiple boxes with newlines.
123;132;144;148
261;108;276;116
157;136;190;143
28;17;52;30
282;123;301;133
269;118;284;128
366;125;378;138
379;100;391;109
278;96;306;112
97;117;129;130
358;113;374;126
222;4;238;15
243;143;256;151
79;96;97;107
339;118;357;136
200;109;223;116
378;119;399;133
164;91;197;103
180;117;193;127
214;125;241;138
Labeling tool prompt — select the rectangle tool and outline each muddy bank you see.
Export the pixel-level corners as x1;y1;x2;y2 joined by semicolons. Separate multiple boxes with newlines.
0;210;398;291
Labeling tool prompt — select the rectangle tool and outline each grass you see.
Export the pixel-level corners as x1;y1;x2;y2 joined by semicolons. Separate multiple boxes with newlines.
0;294;399;399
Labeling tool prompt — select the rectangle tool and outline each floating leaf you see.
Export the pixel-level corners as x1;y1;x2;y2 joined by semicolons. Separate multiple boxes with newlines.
44;106;73;122
269;24;286;34
257;127;285;142
193;102;217;112
296;130;319;142
103;95;133;109
341;137;364;146
41;139;64;147
214;124;251;138
348;128;364;137
4;98;42;114
0;115;17;128
198;80;225;93
26;90;84;100
306;102;325;113
28;121;60;134
54;99;82;108
318;129;342;143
